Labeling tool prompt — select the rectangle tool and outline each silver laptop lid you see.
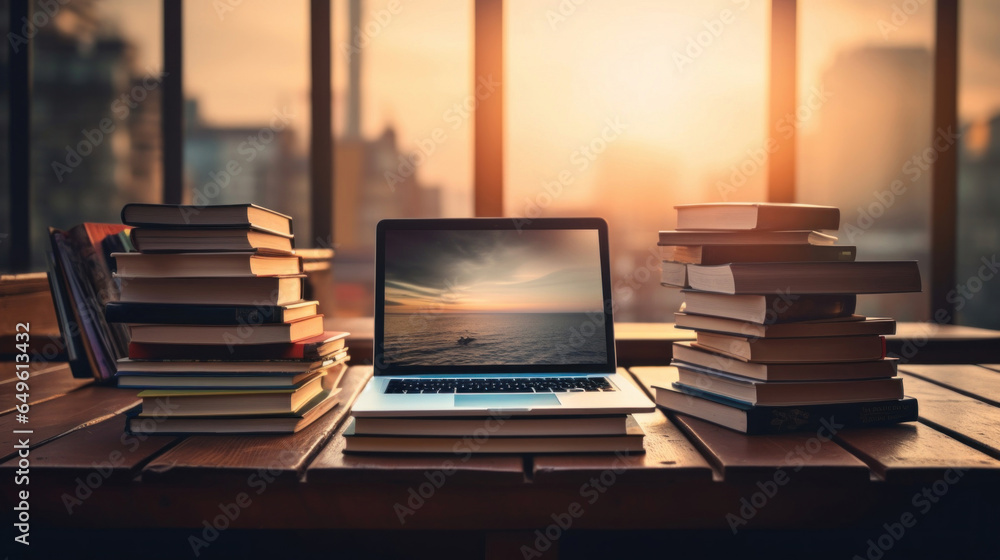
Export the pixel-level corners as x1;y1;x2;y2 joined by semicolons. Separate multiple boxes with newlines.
374;218;617;376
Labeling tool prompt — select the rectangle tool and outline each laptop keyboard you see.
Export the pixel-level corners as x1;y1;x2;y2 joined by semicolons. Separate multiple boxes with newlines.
384;377;616;394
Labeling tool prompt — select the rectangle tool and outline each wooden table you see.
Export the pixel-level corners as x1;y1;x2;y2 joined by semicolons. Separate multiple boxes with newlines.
4;350;1000;558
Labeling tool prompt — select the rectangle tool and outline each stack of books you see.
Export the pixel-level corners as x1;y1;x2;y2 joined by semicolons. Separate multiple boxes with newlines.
653;202;922;434
342;413;645;454
106;203;349;435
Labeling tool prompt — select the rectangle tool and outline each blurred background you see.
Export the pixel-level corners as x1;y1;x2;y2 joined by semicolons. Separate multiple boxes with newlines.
1;0;998;327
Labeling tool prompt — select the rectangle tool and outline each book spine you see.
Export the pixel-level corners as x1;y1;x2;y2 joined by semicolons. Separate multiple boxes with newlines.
127;342;306;361
106;303;287;325
744;399;918;435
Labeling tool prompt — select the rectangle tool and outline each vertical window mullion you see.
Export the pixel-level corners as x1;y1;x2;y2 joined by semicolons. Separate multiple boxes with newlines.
931;0;959;322
311;0;333;247
768;0;797;203
9;0;31;271
162;0;184;205
474;0;503;217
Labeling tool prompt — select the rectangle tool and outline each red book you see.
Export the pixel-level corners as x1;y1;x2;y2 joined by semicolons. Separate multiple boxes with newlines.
127;331;348;361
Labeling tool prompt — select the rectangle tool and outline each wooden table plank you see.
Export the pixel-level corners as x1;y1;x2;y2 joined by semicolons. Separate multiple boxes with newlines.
0;385;140;463
900;364;1000;406
834;422;1000;484
531;409;714;484
672;414;871;483
0;359;69;382
898;372;1000;458
981;364;1000;373
0;412;176;477
0;364;92;415
888;324;1000;363
140;366;372;483
630;366;871;483
614;322;694;367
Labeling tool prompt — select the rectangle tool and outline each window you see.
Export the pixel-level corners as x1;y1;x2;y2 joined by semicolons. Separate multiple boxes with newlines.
330;0;473;316
26;0;163;269
957;0;1000;329
1;2;9;269
183;0;311;236
4;0;997;329
506;0;769;321
797;0;935;322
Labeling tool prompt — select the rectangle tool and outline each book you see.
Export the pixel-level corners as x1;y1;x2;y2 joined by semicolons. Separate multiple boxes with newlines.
127;330;349;361
674;313;896;338
658;230;837;246
694;332;886;363
116;358;348;389
138;374;326;416
117;357;349;390
118;276;304;306
674;365;904;406
681;291;857;324
675;203;840;231
115;352;345;375
48;223;132;381
671;341;898;381
686;261;922;295
127;315;324;345
343;417;645;454
660;262;688;288
653;370;917;434
659;244;856;265
105;300;319;325
121;203;293;237
126;388;341;435
352;415;630;437
129;228;293;255
112;252;301;278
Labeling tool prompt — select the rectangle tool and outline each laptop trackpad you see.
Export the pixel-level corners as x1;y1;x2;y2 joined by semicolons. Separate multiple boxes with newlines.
454;394;561;409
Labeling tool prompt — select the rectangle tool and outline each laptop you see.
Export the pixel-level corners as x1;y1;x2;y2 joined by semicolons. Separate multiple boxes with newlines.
351;217;655;417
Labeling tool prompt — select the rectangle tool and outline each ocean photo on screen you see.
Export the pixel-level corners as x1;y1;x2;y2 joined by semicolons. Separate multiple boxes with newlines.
383;228;608;366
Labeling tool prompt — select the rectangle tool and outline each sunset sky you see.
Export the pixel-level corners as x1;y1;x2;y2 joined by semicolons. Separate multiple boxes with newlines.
382;229;604;313
98;0;1000;222
99;0;1000;218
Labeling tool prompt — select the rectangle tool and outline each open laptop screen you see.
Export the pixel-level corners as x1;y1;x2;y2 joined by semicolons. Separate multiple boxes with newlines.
375;219;616;374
